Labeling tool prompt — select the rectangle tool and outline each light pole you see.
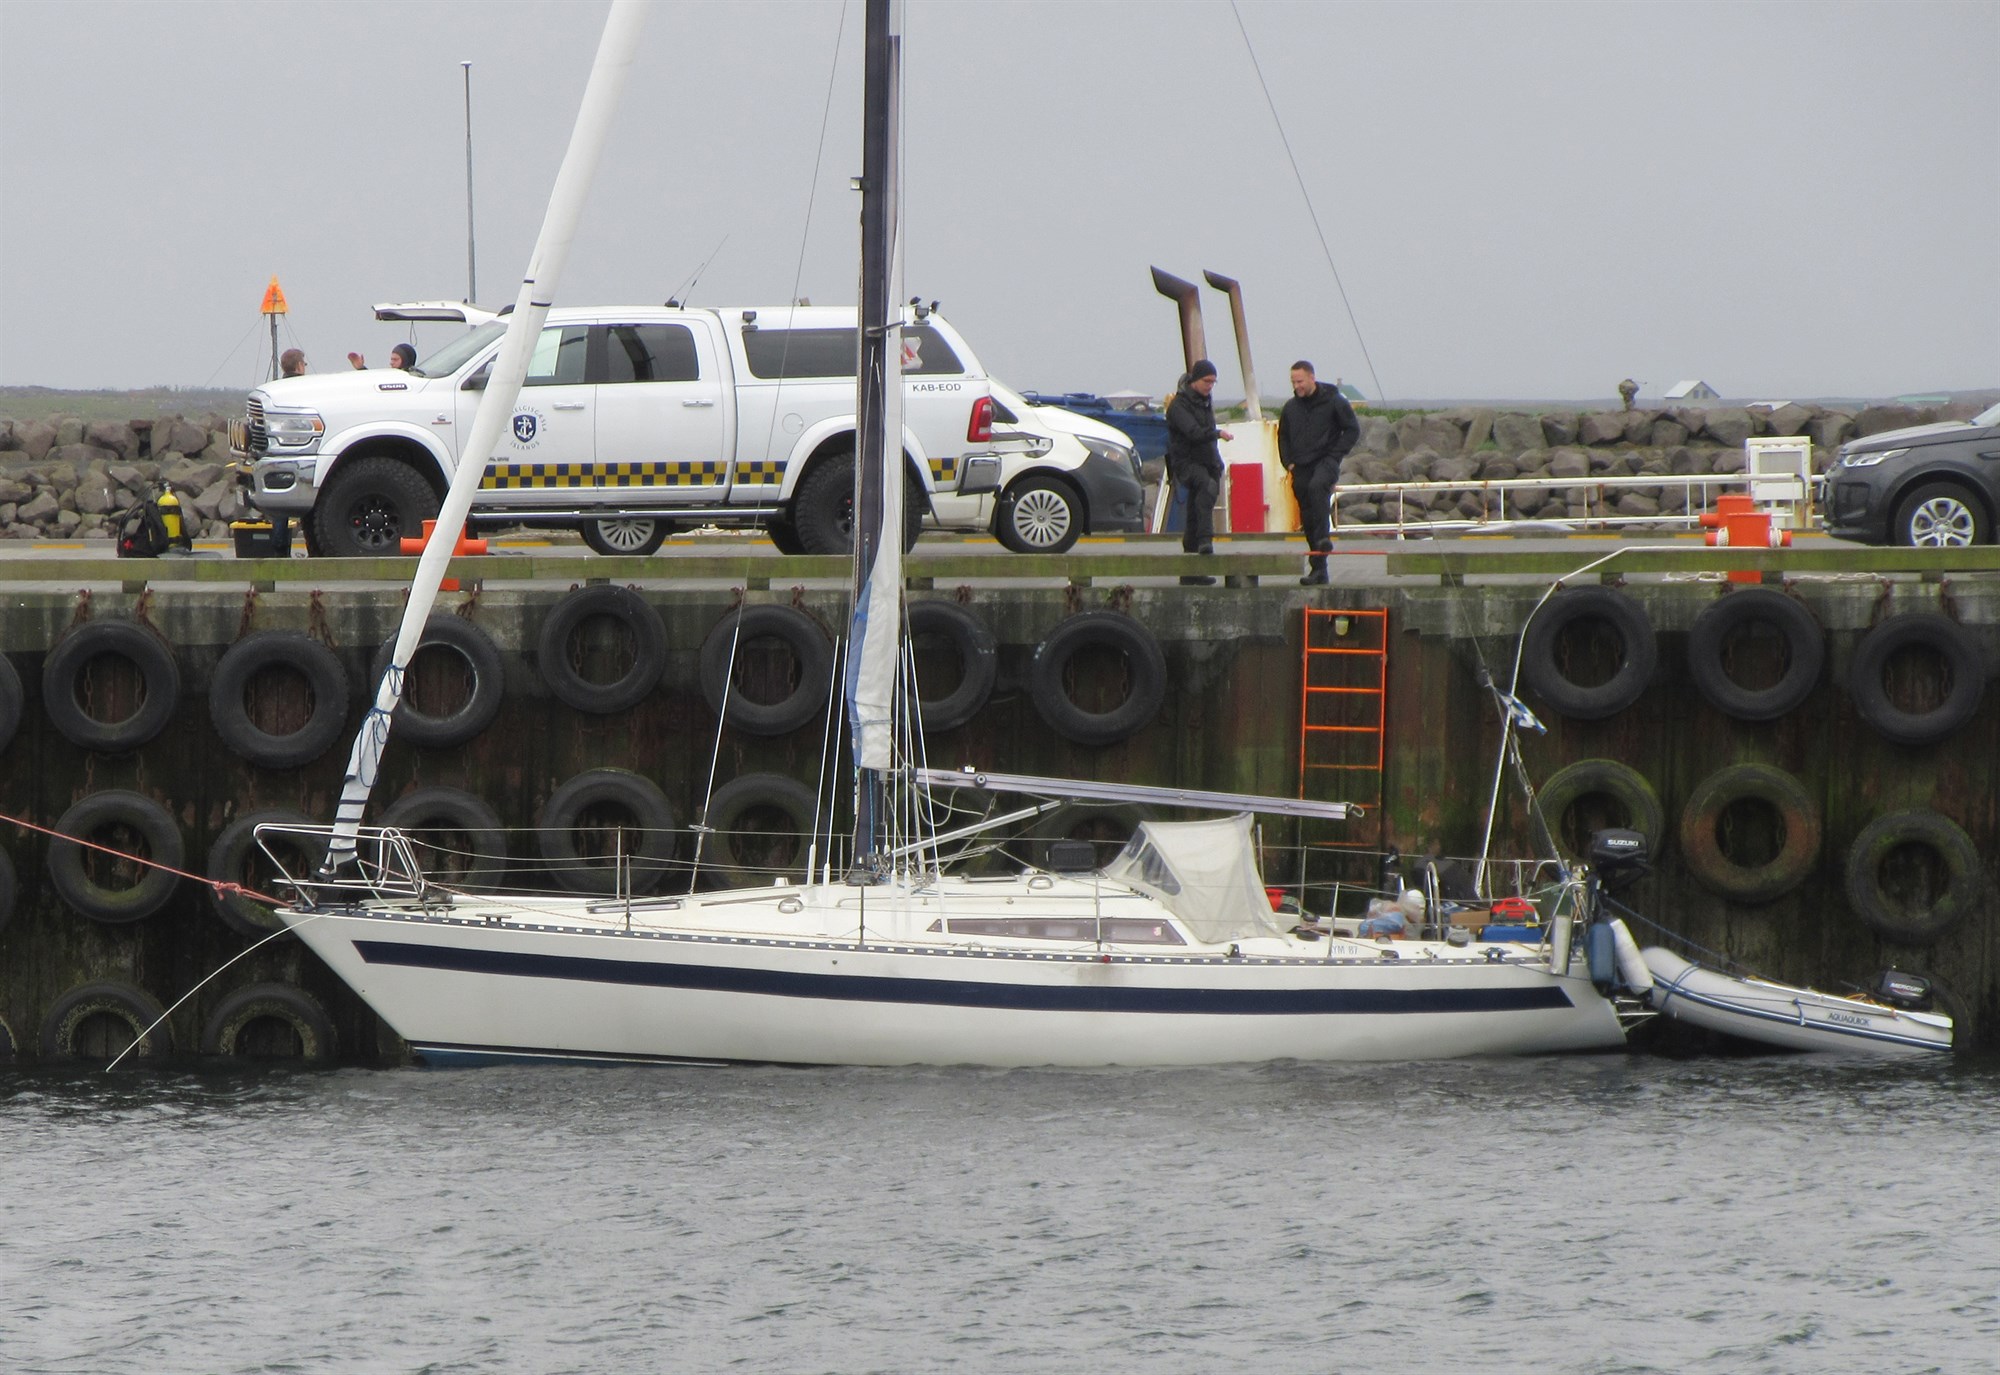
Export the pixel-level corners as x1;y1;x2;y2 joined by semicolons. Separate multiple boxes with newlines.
462;60;477;305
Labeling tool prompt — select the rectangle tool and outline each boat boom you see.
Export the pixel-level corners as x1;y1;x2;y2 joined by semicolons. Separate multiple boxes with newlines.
913;768;1358;820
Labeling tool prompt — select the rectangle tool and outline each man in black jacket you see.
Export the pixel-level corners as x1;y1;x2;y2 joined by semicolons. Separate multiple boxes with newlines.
1165;359;1233;584
1278;360;1360;585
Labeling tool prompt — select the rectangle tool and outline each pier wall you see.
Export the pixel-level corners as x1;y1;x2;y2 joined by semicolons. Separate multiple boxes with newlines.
0;573;1994;1061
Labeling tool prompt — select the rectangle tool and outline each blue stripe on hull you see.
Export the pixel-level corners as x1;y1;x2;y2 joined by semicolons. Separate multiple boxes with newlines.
355;941;1576;1017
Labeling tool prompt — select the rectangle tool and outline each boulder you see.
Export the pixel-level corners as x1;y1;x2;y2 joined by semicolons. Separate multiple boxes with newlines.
1701;408;1754;448
1358;416;1398;455
54;508;82;535
1347;455;1398;485
1709;446;1748;474
1613;492;1660;517
1462;408;1495;453
1548;447;1591;480
1480;458;1520;481
1393;446;1439;483
1417;415;1463;456
156;418;209;457
84;420;137;459
74;467;117;515
1578;412;1627;445
1635;452;1671;476
55;419;84;446
1590;451;1634;477
18;491;59;523
1807;412;1853;450
0;420;13;451
190;483;229;519
1454;492;1487;519
1854;404;1922;437
51;442;119;474
0;504;13;525
1649;418;1688;448
1427;453;1480;483
1492;412;1543;451
1336;497;1381;525
1764;403;1813;437
1508;486;1550;514
200;434;232;463
1539;412;1579;446
108;462;148;491
1622;409;1656;443
1513;446;1552;474
1669;446;1709;476
1667;407;1709;436
15;420;57;462
1658;486;1689;515
162;458;224;491
0;477;30;504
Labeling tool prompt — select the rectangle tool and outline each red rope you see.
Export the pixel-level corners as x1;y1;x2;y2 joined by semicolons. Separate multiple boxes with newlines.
0;808;285;907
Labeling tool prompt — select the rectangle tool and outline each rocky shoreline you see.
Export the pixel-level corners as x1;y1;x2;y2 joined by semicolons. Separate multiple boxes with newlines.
0;398;1984;539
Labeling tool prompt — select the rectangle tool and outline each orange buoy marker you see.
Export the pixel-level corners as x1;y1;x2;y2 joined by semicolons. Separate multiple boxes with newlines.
261;275;291;380
1700;492;1791;584
399;519;488;592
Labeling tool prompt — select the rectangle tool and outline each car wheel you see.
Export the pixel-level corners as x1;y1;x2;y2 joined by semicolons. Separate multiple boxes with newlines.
313;457;439;557
1895;483;1989;548
580;517;669;556
997;475;1082;554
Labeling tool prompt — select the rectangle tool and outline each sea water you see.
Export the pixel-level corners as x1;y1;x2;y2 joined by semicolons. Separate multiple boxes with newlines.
2;1056;1995;1374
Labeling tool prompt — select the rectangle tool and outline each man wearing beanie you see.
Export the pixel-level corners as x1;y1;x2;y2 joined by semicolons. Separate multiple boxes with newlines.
1278;360;1360;585
1165;359;1233;583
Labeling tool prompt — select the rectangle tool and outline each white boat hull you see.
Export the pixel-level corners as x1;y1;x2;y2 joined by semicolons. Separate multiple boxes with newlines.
279;887;1627;1067
1642;947;1952;1057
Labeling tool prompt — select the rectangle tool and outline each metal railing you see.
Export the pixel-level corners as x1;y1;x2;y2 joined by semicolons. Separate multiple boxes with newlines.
1332;471;1819;537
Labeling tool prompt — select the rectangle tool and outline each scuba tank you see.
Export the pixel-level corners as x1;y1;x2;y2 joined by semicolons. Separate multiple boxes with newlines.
155;484;194;553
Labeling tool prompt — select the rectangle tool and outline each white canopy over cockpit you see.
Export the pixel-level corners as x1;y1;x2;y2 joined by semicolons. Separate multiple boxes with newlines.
1101;814;1289;944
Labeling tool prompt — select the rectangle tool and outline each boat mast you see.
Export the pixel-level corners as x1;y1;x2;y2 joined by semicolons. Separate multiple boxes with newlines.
847;0;904;881
320;0;650;874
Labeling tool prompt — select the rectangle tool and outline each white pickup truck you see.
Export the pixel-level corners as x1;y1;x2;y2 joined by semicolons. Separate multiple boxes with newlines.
233;303;1020;556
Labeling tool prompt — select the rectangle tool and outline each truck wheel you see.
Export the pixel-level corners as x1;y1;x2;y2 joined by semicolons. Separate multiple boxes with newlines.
581;517;669;556
314;457;439;557
766;519;806;556
793;451;922;555
997;474;1082;554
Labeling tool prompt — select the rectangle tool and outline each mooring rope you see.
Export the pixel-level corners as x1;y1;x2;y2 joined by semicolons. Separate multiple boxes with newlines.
0;808;282;908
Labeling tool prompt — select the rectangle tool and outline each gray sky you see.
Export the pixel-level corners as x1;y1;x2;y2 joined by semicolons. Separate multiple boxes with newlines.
2;0;1994;403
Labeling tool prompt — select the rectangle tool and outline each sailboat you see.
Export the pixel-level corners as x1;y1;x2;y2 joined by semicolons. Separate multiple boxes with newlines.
268;0;1638;1067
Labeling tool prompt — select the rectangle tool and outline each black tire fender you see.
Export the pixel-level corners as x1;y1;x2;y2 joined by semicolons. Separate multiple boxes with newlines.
699;604;834;737
208;631;352;768
1028;610;1167;746
39;980;172;1062
200;982;337;1064
1843;809;1984;945
370;613;506;748
538;768;677;895
1676;763;1820;904
701;773;819;881
47;790;184;924
206;808;322;937
1537;759;1665;859
380;787;508;890
1520;587;1657;720
907;601;997;732
1685;588;1824;722
42;618;181;752
0;844;15;937
0;652;21;754
536;585;668;715
1847;613;1987;746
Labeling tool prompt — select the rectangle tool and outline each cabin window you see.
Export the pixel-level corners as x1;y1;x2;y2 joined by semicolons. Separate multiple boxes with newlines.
601;324;700;383
924;916;1184;945
524;326;590;387
741;325;964;379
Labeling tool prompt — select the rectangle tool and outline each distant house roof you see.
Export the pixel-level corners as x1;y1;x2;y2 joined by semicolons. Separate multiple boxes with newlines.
1336;383;1366;402
1666;380;1719;400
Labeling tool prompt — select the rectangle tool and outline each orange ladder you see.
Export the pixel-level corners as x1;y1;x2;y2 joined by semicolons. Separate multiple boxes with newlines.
1298;607;1388;845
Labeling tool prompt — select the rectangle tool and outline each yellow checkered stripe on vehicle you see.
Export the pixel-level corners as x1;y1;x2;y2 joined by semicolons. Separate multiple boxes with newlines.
733;459;786;485
481;460;727;489
928;456;959;484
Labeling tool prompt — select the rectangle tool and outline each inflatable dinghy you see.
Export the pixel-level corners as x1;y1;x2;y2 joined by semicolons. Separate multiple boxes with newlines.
1642;947;1951;1057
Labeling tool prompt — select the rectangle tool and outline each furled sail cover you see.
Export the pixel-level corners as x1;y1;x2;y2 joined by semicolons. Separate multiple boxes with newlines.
1101;814;1287;945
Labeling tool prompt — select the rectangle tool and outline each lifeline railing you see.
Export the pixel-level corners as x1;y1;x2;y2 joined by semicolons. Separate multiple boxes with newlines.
1331;470;1819;538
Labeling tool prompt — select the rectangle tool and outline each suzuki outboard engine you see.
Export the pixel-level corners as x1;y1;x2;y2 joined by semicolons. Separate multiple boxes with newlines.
1588;828;1650;893
1872;969;1935;1012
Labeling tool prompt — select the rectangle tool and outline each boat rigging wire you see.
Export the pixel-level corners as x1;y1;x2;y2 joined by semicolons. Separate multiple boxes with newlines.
667;233;730;308
1227;0;1386;407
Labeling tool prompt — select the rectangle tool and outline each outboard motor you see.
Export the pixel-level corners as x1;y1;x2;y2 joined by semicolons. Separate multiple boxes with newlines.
1872;969;1935;1012
1588;828;1650;892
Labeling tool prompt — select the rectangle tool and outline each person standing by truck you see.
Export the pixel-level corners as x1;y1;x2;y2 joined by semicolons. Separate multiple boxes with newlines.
1165;359;1233;584
1278;359;1360;586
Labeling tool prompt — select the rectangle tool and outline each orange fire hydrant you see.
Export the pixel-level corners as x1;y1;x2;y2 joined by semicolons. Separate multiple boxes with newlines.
398;519;487;592
1700;493;1789;584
